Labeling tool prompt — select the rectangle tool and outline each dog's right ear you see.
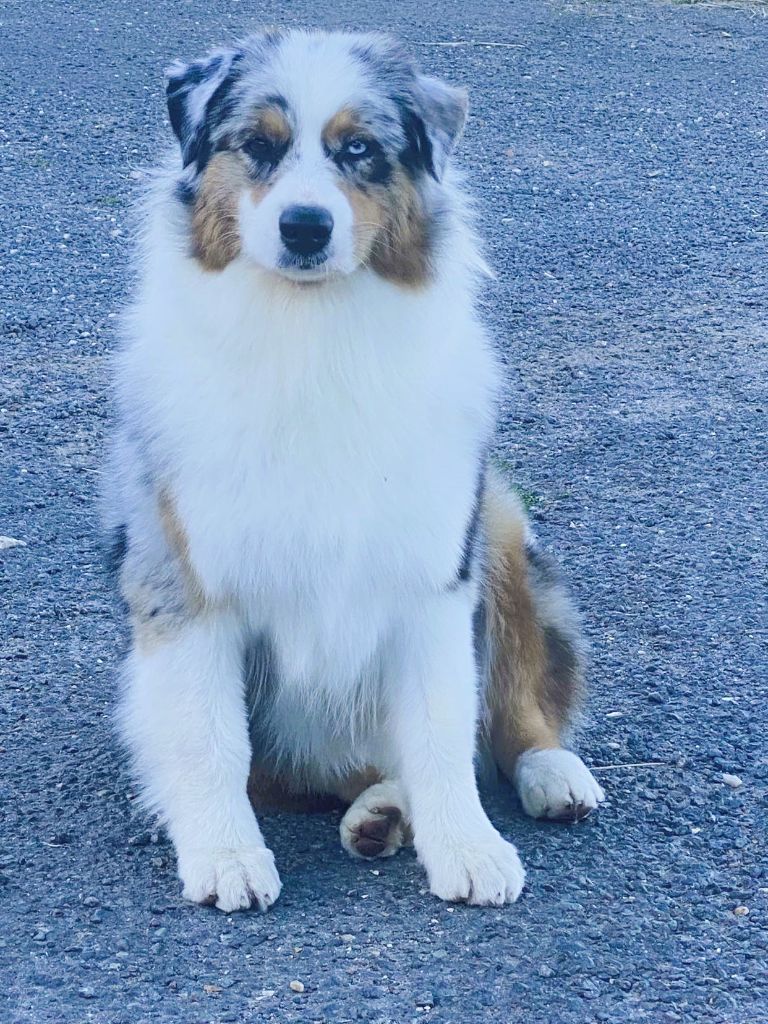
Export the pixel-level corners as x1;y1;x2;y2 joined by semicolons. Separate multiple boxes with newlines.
407;75;468;181
165;49;242;170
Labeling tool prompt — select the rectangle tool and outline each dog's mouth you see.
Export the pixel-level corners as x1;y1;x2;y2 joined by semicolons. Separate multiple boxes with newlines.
276;251;334;282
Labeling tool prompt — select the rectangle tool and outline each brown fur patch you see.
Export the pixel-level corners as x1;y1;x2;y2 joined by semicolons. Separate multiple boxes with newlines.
371;169;433;287
338;181;387;264
246;764;345;813
322;107;362;149
156;490;205;609
323;104;433;287
191;152;258;271
127;490;206;652
342;169;433;288
246;764;381;813
329;767;383;805
484;470;584;780
252;104;292;146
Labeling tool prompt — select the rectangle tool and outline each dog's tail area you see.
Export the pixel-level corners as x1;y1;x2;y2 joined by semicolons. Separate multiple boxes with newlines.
483;468;586;781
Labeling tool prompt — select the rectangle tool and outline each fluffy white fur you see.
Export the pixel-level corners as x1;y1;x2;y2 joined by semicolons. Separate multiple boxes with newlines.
110;30;601;912
514;749;605;821
116;189;524;905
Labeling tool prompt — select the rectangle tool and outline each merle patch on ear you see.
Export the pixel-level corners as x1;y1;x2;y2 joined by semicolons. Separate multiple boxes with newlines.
401;74;468;181
165;49;244;171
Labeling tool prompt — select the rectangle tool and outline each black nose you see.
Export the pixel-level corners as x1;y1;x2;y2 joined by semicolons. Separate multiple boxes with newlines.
279;205;334;257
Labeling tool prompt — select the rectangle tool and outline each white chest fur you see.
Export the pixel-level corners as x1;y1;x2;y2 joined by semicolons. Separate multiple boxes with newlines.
124;254;496;690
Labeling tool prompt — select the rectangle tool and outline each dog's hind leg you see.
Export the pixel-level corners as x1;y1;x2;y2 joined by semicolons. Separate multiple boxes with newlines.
338;779;412;860
483;472;605;822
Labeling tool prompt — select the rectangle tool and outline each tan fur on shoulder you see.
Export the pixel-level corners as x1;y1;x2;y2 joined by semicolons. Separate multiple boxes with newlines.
124;490;207;652
157;489;206;611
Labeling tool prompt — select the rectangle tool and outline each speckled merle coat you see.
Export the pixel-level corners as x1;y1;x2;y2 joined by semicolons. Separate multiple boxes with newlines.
105;29;603;913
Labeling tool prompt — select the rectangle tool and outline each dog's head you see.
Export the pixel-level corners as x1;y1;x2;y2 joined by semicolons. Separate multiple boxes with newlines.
165;30;467;286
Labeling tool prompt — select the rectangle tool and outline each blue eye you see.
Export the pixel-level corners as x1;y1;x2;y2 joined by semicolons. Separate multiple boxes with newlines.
343;138;370;158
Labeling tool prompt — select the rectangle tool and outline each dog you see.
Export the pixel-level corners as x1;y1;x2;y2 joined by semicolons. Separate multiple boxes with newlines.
105;29;604;913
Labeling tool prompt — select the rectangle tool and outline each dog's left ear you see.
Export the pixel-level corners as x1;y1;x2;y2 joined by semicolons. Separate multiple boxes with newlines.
165;49;242;169
405;75;468;181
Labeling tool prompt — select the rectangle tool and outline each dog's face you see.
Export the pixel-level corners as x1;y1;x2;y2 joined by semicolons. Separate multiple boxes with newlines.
166;31;467;286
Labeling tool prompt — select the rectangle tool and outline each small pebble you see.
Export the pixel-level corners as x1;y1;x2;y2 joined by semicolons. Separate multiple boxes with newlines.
0;536;26;550
78;987;96;1000
289;980;305;993
734;906;749;916
722;773;743;788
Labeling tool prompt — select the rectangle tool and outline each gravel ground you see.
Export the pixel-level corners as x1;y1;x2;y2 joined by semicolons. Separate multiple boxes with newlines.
1;1;767;1022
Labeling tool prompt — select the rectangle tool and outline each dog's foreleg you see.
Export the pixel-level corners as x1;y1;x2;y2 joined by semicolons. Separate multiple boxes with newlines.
386;591;525;905
119;610;281;912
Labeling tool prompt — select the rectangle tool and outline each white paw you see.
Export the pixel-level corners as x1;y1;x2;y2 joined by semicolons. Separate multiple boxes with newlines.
514;748;605;822
419;829;525;906
178;846;282;912
340;781;409;860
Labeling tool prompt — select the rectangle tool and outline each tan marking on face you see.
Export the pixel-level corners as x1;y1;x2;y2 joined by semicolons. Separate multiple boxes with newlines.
324;106;433;286
191;151;251;271
322;106;363;149
366;168;432;288
252;104;292;145
337;172;433;287
338;180;386;263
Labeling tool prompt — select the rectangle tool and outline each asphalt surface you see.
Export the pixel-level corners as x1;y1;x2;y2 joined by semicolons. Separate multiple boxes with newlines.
1;1;767;1021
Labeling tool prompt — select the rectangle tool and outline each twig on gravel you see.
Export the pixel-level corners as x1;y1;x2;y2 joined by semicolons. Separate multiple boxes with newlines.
414;41;524;49
673;1;766;11
591;761;668;772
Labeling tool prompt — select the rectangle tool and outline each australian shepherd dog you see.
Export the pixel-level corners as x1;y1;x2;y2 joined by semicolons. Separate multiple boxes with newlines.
105;29;604;913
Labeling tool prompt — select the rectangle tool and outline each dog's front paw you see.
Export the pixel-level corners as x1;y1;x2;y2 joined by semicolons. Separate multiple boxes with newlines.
179;845;282;912
420;830;525;906
514;748;605;822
